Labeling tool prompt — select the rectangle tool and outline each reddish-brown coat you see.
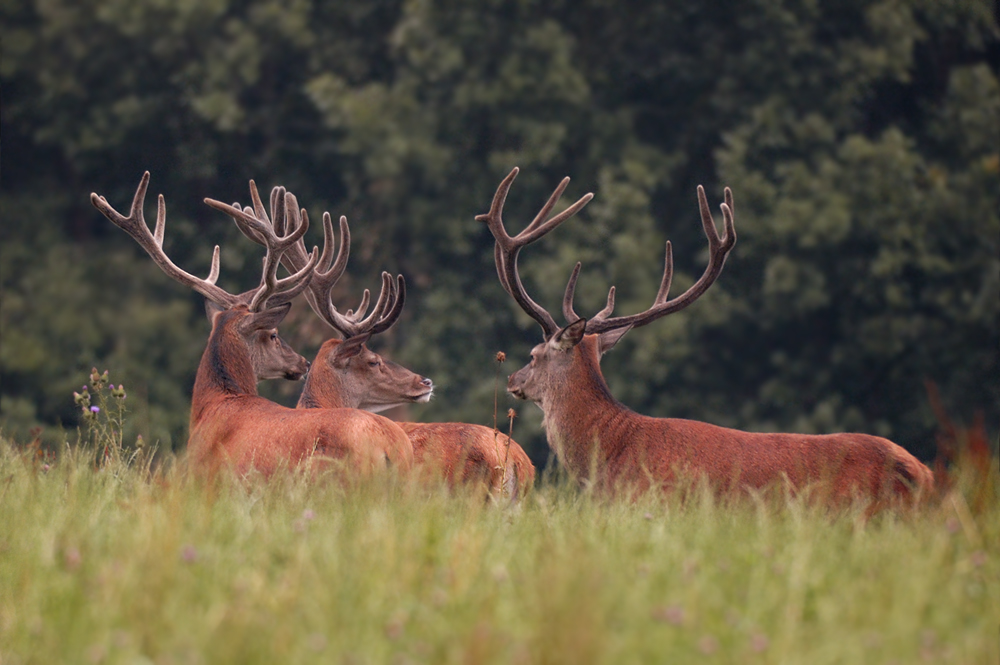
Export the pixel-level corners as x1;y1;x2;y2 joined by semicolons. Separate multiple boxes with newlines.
398;423;534;498
479;168;933;506
187;309;414;477
536;334;933;502
299;338;536;497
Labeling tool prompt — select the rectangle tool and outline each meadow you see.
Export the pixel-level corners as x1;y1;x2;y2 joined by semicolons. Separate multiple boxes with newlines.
1;385;997;665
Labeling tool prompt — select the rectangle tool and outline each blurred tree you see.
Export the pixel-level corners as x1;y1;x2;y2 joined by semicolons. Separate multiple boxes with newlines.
1;0;996;463
1;0;406;446
702;3;1000;460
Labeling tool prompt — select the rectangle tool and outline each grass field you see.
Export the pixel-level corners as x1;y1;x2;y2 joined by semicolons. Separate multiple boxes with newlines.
1;425;997;664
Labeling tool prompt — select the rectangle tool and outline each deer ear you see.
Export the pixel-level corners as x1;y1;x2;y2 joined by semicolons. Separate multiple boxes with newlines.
549;318;587;352
332;333;372;366
242;302;292;332
204;299;226;322
597;325;632;356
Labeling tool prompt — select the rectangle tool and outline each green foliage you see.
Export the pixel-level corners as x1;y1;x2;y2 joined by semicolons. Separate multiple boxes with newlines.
0;234;203;448
1;0;996;462
1;433;997;663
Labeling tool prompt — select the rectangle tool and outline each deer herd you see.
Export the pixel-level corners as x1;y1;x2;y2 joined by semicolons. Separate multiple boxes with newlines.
91;168;933;507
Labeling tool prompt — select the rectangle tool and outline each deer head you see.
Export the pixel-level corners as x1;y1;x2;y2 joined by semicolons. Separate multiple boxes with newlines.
91;172;317;385
477;167;735;408
219;184;434;410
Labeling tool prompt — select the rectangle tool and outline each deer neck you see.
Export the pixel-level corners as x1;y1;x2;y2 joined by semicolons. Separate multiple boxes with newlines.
543;335;633;479
191;312;259;421
297;341;353;409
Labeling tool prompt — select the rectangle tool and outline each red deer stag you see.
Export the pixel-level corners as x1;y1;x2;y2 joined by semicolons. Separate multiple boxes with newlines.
224;184;535;497
478;167;932;504
91;173;414;477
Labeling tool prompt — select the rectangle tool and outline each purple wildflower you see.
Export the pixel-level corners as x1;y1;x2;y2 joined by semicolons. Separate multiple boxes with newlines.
750;633;769;653
181;545;198;563
90;406;100;413
699;636;719;655
652;605;685;626
64;547;82;570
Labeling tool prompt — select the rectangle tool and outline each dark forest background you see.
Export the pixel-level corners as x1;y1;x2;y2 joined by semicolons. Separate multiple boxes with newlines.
2;0;998;466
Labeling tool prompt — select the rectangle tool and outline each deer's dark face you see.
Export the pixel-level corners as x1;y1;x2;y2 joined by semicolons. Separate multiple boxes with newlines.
222;304;309;381
508;319;588;406
248;327;310;381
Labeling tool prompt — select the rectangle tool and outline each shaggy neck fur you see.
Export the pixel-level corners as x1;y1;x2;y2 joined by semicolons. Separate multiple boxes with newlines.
543;335;635;479
191;309;259;421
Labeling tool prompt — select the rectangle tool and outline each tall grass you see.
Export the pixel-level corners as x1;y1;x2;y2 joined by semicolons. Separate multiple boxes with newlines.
1;374;997;663
1;439;996;665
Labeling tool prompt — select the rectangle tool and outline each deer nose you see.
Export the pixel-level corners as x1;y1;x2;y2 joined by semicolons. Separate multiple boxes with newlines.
420;377;433;388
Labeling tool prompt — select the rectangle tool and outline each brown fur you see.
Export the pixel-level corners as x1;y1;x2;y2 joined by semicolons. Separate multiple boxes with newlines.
187;308;413;477
298;339;536;497
398;423;535;499
511;333;932;504
298;338;432;412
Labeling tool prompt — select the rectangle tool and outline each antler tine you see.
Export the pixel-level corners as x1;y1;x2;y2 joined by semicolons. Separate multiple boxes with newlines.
206;245;221;285
248;180;272;233
258;244;320;307
297;213;356;336
220;184;401;338
596;286;616;319
272;185;288;236
562;262;583;323
525;177;570;234
90;172;243;309
318;213;343;274
248;240;318;312
523;186;594;244
653;241;674;305
322;283;377;338
370;274;406;335
205;192;309;256
308;214;350;299
348;287;374;320
584;185;736;335
353;274;392;324
218;185;332;304
478;167;593;338
563;261;621;325
204;184;315;312
322;271;404;338
248;243;319;312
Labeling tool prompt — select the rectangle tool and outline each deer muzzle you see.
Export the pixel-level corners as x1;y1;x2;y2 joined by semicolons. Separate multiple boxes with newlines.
507;368;529;400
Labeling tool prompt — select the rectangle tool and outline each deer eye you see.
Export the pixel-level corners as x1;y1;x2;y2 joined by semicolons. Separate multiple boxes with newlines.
270;332;278;342
368;360;380;368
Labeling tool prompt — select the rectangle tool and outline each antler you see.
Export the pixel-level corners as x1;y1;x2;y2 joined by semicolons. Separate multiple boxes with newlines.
569;185;735;334
198;183;319;312
90;172;246;310
479;168;736;340
222;184;405;339
475;167;594;338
